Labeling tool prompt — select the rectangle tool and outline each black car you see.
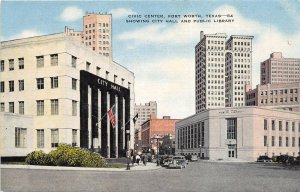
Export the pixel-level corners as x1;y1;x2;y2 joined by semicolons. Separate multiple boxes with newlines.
257;155;272;162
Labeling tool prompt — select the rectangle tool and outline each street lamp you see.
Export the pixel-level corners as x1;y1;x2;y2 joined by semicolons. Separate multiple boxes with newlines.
199;144;202;159
126;129;130;170
151;135;162;166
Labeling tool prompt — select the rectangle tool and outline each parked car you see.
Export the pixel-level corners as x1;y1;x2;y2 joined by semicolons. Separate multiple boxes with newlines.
168;159;187;169
190;155;198;162
173;155;188;165
257;155;272;162
162;158;173;167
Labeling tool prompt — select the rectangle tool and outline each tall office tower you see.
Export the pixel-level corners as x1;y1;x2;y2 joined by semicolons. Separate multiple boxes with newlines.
134;101;157;129
260;52;300;85
65;13;112;60
195;31;254;112
225;35;254;107
195;31;227;113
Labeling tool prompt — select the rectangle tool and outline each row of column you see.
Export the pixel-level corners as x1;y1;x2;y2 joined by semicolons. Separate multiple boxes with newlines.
85;85;130;158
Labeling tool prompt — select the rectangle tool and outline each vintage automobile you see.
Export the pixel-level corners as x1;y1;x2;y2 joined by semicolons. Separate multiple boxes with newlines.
257;155;272;162
190;155;198;162
162;157;173;167
168;159;187;169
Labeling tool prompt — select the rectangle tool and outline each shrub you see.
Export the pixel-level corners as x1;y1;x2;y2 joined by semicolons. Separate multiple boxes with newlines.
26;144;107;168
25;150;48;165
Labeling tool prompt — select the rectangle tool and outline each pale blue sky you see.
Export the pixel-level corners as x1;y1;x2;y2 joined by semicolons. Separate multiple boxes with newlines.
1;1;300;118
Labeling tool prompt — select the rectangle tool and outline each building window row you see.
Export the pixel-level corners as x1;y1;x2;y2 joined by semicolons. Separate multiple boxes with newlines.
264;119;300;132
265;136;299;147
178;121;205;150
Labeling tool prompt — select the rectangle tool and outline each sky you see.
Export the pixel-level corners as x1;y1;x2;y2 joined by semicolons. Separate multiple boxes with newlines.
1;0;300;119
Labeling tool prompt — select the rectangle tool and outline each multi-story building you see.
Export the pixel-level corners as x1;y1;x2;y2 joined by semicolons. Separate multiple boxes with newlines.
0;33;134;158
175;107;300;161
195;31;253;113
141;115;178;154
134;101;157;129
245;82;300;112
65;13;112;60
195;32;227;113
225;35;253;107
260;52;300;85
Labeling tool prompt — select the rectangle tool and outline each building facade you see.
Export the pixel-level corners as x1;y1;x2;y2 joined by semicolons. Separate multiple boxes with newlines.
134;101;157;129
225;35;253;107
65;13;112;60
260;52;300;85
245;82;300;112
141;115;178;154
0;33;134;158
175;107;300;161
195;31;253;113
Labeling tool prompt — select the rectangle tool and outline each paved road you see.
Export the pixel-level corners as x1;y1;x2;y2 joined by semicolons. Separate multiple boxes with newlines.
1;161;300;192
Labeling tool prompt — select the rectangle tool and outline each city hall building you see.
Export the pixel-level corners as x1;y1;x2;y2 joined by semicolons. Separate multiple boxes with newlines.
0;33;135;158
175;107;300;161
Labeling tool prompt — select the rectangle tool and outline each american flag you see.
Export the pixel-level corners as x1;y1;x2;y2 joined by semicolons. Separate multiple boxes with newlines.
108;104;116;128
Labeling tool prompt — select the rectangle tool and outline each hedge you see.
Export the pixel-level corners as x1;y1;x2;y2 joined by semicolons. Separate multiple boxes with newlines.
25;144;107;168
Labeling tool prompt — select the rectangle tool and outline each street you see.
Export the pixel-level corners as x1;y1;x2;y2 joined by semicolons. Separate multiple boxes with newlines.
1;161;300;192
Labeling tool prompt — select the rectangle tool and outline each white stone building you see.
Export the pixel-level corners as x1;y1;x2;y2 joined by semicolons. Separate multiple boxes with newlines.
0;33;135;158
175;107;300;161
195;31;253;113
134;101;157;129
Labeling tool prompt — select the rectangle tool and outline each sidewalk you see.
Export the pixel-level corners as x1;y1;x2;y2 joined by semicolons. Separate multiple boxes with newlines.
0;162;162;172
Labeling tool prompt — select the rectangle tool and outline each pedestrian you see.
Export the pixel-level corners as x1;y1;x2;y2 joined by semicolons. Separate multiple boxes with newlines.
143;154;148;166
136;154;141;165
132;154;136;166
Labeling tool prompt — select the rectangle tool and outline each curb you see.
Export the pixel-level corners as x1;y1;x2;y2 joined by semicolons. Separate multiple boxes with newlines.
0;163;162;172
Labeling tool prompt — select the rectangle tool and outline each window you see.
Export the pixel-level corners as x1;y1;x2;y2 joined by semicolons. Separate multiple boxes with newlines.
227;118;237;139
51;99;59;115
279;136;282;147
36;56;44;68
0;81;4;92
19;80;24;91
72;56;77;68
9;59;14;70
19;101;24;114
50;54;58;66
272;136;275;147
264;136;267;146
0;60;4;71
15;127;27;148
72;100;77;116
18;58;24;69
201;122;205;146
0;102;4;112
264;119;268;130
106;71;109;80
96;67;100;76
286;121;289;131
9;80;14;92
272;120;275;131
51;129;59;147
86;62;91;71
286;137;289;147
292;137;295;147
37;129;44;148
72;129;77;146
279;121;282;131
36;100;44;116
9;102;14;113
114;75;117;83
72;78;77;90
51;77;58;88
292;122;295;132
36;78;44;89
